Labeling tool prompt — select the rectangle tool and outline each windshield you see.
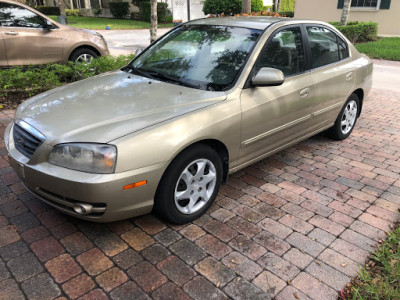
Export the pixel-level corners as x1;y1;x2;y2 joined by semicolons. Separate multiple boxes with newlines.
125;25;262;91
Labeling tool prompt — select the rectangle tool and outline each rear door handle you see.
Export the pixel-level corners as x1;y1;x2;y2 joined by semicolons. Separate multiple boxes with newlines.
299;88;310;99
5;31;18;36
346;72;353;81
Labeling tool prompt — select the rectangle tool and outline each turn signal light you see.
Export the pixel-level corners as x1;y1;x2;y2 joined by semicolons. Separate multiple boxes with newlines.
123;180;147;190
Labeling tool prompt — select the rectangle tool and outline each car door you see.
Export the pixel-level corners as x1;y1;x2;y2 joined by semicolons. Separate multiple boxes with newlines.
0;2;62;66
239;25;315;166
305;25;355;129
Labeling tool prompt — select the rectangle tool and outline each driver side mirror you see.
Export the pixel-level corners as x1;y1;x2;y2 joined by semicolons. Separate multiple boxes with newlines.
251;67;285;87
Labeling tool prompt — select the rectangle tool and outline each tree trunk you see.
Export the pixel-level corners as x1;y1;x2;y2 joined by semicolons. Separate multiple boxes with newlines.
242;0;251;14
150;0;158;43
58;0;66;17
274;0;281;13
340;0;351;26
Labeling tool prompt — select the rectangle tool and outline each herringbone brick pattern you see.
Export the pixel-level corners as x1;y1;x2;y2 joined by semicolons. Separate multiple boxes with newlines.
0;76;399;299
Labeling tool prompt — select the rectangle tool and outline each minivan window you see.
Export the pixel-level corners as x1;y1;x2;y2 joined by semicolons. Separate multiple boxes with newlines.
0;3;46;28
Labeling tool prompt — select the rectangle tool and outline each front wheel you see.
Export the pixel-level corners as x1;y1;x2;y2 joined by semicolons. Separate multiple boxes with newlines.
327;94;360;140
69;48;98;64
154;144;223;224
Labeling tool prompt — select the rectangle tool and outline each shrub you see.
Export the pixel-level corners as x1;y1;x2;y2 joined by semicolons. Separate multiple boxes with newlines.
251;0;264;12
279;11;294;17
36;6;60;15
0;55;134;98
93;7;103;17
203;0;241;15
131;0;147;6
166;15;173;23
65;9;82;16
203;0;264;15
331;21;378;43
138;2;169;23
279;0;296;11
109;2;130;19
263;5;273;12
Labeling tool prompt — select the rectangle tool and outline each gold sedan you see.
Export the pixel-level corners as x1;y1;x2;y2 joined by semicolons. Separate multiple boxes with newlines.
4;17;372;224
0;0;109;66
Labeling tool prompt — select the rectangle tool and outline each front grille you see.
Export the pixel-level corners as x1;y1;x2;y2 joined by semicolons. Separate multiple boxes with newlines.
13;123;44;158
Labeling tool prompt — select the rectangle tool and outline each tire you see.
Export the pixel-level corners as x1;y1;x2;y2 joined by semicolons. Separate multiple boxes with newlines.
154;144;223;224
327;93;360;140
69;48;98;64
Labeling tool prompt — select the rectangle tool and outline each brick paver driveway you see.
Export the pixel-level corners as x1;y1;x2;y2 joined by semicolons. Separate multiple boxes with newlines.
0;60;399;300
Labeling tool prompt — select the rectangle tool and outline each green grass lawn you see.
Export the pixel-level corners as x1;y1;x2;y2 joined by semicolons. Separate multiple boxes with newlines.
355;37;400;61
48;15;173;30
348;225;400;299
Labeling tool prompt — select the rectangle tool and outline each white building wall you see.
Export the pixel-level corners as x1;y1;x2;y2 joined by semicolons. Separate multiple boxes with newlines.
172;0;205;22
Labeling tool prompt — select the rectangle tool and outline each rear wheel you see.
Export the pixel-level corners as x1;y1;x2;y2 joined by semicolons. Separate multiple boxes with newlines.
327;94;360;140
69;48;98;64
154;144;222;224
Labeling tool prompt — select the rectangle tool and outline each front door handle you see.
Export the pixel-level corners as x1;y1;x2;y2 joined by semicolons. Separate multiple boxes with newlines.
5;31;18;36
346;72;353;81
299;88;310;99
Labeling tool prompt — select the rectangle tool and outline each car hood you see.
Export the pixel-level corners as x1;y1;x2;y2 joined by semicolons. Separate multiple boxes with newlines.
16;71;227;145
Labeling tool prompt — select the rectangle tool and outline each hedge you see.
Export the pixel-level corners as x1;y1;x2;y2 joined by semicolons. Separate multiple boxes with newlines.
331;21;378;43
203;0;263;15
279;0;296;11
279;11;294;17
251;0;264;12
65;9;81;16
0;55;134;98
109;2;130;19
36;6;60;15
138;2;168;23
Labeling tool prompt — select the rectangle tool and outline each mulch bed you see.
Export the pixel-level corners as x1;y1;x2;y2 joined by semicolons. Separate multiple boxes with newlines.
1;92;33;109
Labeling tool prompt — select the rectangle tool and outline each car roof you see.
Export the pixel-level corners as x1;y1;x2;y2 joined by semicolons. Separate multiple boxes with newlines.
186;16;288;30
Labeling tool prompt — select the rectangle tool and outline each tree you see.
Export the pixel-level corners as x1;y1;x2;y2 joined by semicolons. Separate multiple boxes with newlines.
150;0;157;43
274;0;281;12
242;0;251;14
340;0;351;26
57;0;67;24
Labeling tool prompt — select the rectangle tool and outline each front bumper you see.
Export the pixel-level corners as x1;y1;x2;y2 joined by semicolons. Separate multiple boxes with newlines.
4;123;166;222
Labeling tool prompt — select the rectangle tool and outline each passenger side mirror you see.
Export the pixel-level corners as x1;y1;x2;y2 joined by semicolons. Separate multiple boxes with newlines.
44;19;55;30
251;67;285;87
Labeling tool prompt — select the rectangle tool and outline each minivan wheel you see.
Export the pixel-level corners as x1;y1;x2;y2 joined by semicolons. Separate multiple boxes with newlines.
154;144;222;224
328;94;360;140
70;48;98;64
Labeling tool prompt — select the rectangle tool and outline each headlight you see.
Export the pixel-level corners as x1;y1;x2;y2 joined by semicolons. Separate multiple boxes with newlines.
49;143;117;174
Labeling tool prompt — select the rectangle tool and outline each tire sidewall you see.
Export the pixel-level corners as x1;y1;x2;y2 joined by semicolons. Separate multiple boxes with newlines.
331;94;360;140
70;48;98;62
154;144;223;224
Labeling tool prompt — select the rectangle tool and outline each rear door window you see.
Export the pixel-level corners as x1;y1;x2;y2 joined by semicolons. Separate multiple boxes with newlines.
306;26;349;69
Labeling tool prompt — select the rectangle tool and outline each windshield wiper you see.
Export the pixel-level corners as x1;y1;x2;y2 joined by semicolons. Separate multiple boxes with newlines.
123;66;201;89
123;66;157;80
146;72;201;89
